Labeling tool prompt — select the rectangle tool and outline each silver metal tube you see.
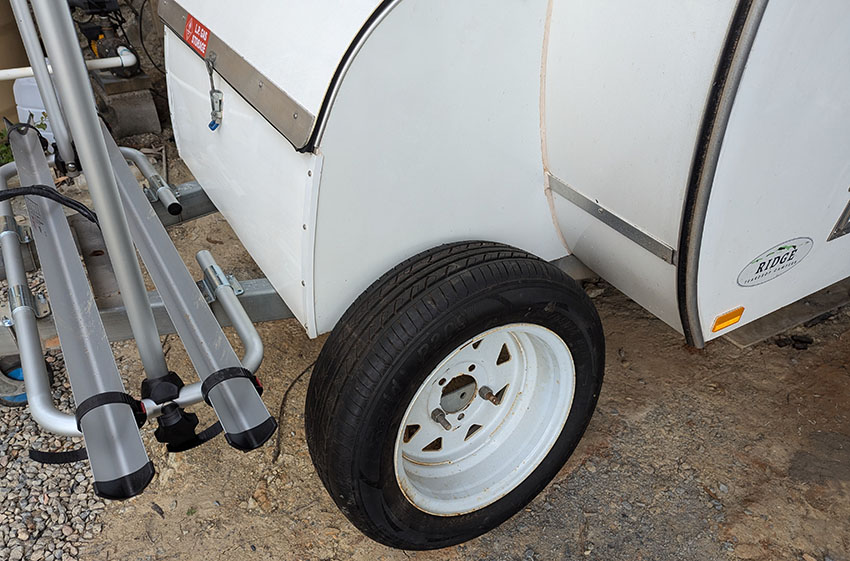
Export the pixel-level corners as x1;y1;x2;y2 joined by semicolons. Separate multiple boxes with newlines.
119;147;159;178
30;0;169;380
0;163;78;436
217;288;263;373
196;250;263;373
11;306;80;436
9;0;75;168
142;381;203;419
9;124;153;495
103;125;275;449
120;147;182;215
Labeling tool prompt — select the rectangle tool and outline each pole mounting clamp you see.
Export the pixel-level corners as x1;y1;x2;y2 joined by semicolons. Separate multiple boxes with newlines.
197;263;243;304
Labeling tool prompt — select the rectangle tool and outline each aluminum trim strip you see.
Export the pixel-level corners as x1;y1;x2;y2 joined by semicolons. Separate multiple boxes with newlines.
158;0;315;149
548;173;676;264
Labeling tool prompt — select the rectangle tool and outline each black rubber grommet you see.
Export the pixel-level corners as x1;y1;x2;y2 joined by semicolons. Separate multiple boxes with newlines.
166;202;183;215
93;461;155;500
224;417;277;452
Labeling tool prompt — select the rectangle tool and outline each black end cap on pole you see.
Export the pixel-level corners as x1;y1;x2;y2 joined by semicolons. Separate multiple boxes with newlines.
166;201;183;215
93;461;155;500
224;417;278;452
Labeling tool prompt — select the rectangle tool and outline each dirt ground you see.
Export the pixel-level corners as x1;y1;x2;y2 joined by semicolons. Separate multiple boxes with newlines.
6;7;850;558
77;176;849;560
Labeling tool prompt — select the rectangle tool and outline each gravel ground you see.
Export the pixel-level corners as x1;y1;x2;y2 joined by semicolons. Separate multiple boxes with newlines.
2;6;849;559
0;348;103;561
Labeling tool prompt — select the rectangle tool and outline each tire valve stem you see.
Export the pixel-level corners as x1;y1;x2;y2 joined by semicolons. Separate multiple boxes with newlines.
431;408;452;431
479;386;500;405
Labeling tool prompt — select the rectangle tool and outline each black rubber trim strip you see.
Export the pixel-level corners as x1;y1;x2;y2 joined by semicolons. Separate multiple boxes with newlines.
225;416;277;452
75;391;146;431
676;0;756;346
300;0;397;153
93;461;155;500
200;366;262;405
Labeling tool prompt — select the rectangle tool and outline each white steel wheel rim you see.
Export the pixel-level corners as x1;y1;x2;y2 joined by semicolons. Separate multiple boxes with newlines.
393;322;576;516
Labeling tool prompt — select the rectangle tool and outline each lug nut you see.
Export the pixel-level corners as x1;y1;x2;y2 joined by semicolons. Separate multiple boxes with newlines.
431;408;452;430
479;386;500;405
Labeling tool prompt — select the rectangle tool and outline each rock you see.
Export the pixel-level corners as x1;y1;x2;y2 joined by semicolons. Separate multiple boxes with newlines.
718;483;729;494
252;482;273;512
586;287;605;298
9;546;24;561
802;554;817;561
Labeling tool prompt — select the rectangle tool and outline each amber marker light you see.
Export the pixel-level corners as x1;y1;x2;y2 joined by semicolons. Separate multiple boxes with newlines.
711;307;745;332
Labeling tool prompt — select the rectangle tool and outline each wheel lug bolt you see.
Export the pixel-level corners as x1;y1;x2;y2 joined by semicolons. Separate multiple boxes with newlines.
430;408;452;430
479;386;500;405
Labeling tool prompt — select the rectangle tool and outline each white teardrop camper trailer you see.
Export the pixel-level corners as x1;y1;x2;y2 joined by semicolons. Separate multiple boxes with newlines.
1;0;847;550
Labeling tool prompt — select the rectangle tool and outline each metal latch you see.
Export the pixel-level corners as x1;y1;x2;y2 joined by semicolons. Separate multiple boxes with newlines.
205;53;224;131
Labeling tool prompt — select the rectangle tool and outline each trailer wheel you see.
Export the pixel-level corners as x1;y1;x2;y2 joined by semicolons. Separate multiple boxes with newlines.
305;241;604;549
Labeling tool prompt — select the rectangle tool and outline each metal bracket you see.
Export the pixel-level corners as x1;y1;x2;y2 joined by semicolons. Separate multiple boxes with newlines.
1;216;32;243
827;196;850;241
144;173;181;207
196;268;243;304
2;288;51;325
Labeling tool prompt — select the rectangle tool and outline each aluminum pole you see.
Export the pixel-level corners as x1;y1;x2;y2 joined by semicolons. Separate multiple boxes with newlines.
9;0;75;169
29;0;169;380
0;162;78;436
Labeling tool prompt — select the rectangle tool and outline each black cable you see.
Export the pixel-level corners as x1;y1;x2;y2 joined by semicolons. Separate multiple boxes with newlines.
138;0;165;74
272;361;316;463
0;185;98;226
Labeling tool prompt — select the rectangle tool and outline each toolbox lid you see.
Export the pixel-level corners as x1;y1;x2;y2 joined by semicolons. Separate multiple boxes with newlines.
159;0;386;149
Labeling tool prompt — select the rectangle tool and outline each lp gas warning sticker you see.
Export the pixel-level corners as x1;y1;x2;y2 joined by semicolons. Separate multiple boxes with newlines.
737;238;813;287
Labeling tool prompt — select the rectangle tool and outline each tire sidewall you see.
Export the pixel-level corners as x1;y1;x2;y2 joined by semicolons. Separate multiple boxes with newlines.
351;279;604;548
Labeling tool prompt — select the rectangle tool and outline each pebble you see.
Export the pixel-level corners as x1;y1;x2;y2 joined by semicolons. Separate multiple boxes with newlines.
0;347;104;560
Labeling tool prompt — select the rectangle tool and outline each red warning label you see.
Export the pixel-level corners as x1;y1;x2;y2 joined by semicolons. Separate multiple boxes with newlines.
183;13;210;57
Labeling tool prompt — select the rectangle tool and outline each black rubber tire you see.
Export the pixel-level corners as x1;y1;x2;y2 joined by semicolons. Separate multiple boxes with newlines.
305;241;604;549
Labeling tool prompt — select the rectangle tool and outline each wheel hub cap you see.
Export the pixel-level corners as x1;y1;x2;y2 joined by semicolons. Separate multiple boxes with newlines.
393;323;576;516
